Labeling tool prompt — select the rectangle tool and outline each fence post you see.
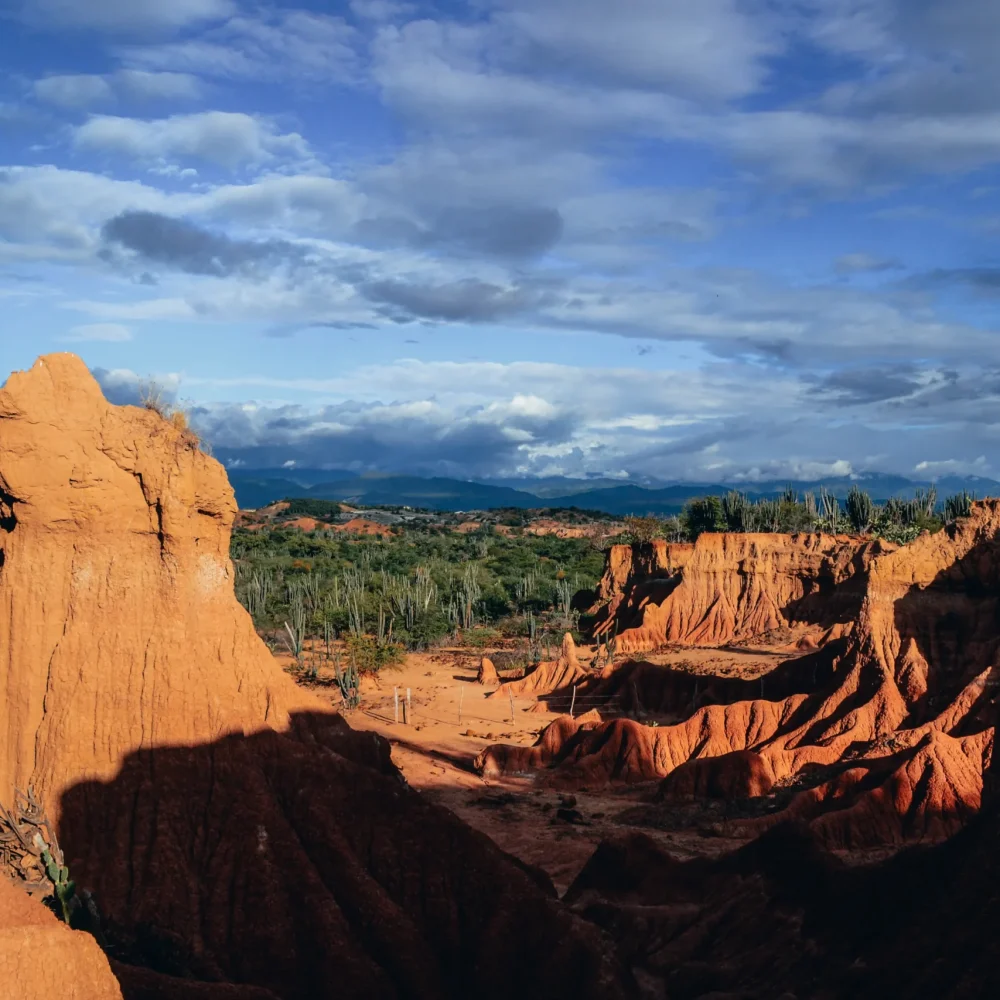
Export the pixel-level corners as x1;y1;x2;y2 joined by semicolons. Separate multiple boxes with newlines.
406;688;412;725
508;688;515;725
394;687;399;724
570;684;577;719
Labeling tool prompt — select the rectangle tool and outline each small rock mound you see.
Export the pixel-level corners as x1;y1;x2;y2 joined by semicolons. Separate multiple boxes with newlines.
489;633;588;702
0;878;123;999
477;656;500;686
658;750;776;801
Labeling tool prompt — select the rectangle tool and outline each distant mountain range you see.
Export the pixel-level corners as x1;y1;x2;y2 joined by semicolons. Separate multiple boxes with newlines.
227;468;1000;517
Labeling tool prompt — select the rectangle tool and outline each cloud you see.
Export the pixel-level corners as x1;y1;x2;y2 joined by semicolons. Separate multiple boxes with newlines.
114;70;203;101
91;366;180;407
100;209;300;277
33;75;115;110
165;356;1000;482
362;277;550;322
120;9;359;83
32;70;202;110
73;112;314;170
63;322;132;342
491;0;778;102
20;0;234;35
834;252;901;274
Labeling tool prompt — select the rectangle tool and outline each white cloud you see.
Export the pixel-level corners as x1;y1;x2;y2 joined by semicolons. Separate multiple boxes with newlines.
33;74;115;109
120;9;359;83
114;70;203;101
21;0;234;34
65;297;196;321
32;70;202;110
73;112;314;171
63;322;133;342
492;0;778;102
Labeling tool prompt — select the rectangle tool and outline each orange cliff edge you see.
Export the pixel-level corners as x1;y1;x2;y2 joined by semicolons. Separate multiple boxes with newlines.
0;354;633;1000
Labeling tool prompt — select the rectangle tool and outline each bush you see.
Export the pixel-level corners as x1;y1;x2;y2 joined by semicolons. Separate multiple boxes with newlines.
684;496;726;538
345;634;404;675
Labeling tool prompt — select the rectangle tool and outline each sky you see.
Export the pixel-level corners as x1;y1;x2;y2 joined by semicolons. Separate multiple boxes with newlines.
2;0;1000;483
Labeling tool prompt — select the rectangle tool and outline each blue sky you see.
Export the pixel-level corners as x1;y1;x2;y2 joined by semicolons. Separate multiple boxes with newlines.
2;0;1000;482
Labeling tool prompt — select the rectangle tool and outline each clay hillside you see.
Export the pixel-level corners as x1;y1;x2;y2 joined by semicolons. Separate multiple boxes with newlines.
1;353;998;1000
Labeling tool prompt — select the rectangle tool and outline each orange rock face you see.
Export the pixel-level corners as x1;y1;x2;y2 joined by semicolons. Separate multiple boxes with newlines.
0;354;321;815
0;355;633;1000
0;879;123;999
481;510;999;849
591;533;883;653
477;656;500;686
489;633;588;705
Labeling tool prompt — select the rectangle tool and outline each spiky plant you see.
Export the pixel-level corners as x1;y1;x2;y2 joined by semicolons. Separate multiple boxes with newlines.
846;486;875;533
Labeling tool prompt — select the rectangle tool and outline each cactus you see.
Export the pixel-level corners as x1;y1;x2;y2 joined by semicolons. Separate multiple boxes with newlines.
333;650;360;710
944;490;974;522
846;486;875;533
721;491;752;532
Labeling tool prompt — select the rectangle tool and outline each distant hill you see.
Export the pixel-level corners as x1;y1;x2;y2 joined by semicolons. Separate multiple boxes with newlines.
228;469;1000;516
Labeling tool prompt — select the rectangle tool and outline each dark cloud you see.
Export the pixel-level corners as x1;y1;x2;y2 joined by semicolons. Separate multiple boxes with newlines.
426;205;563;258
201;399;576;478
362;277;549;322
352;204;564;259
924;267;1000;295
812;367;925;404
101;210;300;277
91;366;179;407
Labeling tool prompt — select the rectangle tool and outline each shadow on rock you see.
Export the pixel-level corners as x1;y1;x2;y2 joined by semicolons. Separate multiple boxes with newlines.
59;712;634;1000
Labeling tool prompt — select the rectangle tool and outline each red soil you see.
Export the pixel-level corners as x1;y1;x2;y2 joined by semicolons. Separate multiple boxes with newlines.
331;517;393;537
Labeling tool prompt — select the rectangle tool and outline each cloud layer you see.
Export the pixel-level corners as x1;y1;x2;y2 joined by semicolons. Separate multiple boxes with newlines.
3;0;1000;482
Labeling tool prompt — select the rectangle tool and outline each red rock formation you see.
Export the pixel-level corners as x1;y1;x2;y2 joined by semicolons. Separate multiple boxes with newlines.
0;355;633;1000
0;878;123;998
489;633;589;702
477;656;500;686
591;533;883;654
480;507;1000;847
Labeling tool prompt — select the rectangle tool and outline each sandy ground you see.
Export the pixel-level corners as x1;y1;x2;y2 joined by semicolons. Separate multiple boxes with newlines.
288;646;756;894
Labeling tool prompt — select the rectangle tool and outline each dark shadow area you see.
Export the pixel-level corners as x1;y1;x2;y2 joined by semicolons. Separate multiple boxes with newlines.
529;639;849;719
388;736;477;773
58;712;634;1000
564;763;1000;999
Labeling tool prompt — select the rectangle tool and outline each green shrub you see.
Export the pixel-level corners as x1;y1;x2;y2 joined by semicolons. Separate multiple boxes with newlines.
345;634;404;675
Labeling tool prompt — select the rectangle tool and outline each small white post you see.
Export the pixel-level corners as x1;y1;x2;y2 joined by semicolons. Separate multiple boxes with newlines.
394;686;399;724
508;688;515;725
406;687;412;725
570;684;577;719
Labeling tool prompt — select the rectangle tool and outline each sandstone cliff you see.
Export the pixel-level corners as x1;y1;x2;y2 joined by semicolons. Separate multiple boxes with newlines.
0;355;633;1000
590;533;884;653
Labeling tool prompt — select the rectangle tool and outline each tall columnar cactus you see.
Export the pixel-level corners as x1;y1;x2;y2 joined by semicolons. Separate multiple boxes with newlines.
722;490;750;532
846;486;875;533
944;490;974;521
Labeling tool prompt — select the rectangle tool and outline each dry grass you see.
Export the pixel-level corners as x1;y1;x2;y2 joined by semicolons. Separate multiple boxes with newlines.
140;383;203;451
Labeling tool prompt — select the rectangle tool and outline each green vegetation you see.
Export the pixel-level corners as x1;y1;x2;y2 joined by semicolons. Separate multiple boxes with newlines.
232;522;605;664
610;487;978;544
